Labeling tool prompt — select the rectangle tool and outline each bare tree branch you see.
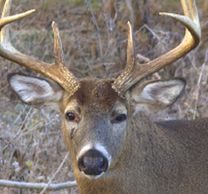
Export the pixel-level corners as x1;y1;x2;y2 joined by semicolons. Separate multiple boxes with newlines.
0;179;77;191
40;153;70;193
0;153;77;191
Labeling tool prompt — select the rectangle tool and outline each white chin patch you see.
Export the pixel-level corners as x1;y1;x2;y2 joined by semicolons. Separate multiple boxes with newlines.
81;171;105;180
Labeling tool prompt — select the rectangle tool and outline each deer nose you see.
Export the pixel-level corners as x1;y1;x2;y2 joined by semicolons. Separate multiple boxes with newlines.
78;149;108;176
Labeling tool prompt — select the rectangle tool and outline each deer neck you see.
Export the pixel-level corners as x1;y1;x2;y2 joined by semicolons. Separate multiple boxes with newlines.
76;112;173;194
107;112;179;193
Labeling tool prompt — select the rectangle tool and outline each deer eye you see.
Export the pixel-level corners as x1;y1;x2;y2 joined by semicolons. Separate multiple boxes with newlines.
65;111;80;122
111;113;127;124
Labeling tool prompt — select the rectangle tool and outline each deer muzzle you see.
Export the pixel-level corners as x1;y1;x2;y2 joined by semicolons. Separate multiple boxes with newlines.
77;144;111;178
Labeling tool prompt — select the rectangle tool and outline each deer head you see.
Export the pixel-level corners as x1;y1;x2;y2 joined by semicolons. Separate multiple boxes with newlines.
0;0;201;187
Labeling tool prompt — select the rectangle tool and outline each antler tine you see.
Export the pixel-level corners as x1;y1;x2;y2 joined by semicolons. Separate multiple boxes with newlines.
0;0;80;96
112;21;134;95
49;21;80;95
52;21;64;64
0;0;35;28
0;0;35;49
112;0;201;96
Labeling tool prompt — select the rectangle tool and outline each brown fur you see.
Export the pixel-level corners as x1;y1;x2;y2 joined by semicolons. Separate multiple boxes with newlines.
59;79;208;194
60;79;119;112
75;115;208;194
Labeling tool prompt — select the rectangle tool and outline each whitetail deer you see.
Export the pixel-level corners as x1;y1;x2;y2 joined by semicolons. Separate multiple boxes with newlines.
0;0;206;193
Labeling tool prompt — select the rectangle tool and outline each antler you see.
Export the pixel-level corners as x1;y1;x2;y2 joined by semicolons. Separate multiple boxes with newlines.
112;0;201;97
0;0;80;96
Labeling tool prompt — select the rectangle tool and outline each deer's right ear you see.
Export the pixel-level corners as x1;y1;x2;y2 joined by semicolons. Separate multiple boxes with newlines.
8;74;64;105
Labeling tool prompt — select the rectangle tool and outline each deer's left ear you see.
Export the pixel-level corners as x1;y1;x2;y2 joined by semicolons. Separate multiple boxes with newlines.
8;74;64;105
129;79;185;112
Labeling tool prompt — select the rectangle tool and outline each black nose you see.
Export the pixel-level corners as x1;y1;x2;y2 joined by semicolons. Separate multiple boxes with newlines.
78;149;108;176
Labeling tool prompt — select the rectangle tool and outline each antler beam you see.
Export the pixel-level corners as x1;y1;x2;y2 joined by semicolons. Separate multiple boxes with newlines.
0;0;80;96
112;0;201;97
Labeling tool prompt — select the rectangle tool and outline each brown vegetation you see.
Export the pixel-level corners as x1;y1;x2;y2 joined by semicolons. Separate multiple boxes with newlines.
0;0;207;193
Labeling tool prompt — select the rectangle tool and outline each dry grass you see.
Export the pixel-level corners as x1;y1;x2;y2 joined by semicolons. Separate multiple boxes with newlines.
0;0;207;193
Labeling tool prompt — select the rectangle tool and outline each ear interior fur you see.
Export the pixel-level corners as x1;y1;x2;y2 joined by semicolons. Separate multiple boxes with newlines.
9;74;63;105
130;79;185;112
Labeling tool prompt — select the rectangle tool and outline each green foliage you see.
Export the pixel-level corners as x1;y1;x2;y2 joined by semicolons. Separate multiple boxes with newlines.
25;160;33;170
41;0;102;11
88;0;102;10
162;0;178;8
40;0;101;10
70;0;84;6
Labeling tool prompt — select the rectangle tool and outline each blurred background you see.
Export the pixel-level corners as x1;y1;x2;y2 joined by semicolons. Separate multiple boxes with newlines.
0;0;207;193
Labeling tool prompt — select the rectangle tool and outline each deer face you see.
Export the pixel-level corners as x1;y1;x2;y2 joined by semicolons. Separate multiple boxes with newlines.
9;74;185;179
61;79;128;178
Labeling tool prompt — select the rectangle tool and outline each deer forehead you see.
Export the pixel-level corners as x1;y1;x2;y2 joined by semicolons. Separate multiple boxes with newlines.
62;79;123;112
